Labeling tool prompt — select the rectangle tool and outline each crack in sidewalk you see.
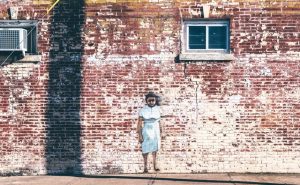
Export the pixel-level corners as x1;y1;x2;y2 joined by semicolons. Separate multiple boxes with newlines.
227;173;237;185
147;172;158;185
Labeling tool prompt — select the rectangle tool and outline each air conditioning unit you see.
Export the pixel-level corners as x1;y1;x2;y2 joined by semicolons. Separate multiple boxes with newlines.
0;28;27;56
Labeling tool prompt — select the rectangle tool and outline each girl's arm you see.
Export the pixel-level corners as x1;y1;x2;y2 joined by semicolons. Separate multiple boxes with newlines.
137;117;143;143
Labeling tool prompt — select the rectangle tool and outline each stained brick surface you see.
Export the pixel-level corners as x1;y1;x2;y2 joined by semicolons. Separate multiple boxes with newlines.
0;0;299;175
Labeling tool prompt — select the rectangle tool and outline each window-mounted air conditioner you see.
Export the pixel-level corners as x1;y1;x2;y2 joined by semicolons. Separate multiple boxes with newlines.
0;28;27;56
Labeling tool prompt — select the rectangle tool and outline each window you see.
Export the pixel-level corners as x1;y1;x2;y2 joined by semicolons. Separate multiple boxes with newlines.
0;20;38;55
0;20;40;62
180;19;234;61
184;20;229;52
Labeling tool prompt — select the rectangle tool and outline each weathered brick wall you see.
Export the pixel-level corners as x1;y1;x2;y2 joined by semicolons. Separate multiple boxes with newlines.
0;0;299;175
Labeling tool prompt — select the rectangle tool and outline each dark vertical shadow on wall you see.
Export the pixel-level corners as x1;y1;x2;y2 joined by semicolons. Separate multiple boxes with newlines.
46;0;85;175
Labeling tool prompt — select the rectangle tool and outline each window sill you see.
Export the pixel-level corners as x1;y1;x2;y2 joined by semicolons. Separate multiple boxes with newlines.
179;53;235;61
17;55;41;63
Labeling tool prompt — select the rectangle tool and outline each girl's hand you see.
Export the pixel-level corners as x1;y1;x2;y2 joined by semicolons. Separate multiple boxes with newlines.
139;136;143;143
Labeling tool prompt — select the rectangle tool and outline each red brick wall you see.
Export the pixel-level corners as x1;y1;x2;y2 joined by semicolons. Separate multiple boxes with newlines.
0;0;299;174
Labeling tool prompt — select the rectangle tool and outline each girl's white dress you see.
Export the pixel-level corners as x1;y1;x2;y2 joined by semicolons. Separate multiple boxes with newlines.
139;105;161;154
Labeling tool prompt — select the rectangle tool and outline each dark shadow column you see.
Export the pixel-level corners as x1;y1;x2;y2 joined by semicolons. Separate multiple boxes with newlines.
46;0;85;175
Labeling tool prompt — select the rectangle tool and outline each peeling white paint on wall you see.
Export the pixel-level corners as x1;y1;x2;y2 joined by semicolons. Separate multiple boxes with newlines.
260;67;272;76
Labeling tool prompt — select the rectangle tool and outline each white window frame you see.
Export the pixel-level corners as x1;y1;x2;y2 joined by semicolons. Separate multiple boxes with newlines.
183;20;230;53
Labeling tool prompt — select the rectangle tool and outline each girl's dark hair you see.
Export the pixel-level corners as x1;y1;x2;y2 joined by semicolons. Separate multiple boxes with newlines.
145;92;161;106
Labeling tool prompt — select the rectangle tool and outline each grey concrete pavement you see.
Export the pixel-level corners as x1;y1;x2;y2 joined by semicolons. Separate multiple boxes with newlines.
0;173;299;185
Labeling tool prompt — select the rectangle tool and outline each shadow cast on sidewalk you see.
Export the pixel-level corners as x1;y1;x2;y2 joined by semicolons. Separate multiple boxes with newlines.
68;175;293;185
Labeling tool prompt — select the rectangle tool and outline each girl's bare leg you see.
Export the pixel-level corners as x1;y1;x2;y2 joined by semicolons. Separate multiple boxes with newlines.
142;153;148;173
153;152;160;171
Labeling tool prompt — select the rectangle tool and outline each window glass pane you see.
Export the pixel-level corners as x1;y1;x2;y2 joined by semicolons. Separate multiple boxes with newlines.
188;26;206;49
208;26;227;49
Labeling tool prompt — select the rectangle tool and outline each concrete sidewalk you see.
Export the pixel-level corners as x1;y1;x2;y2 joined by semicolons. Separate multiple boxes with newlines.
0;173;299;185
